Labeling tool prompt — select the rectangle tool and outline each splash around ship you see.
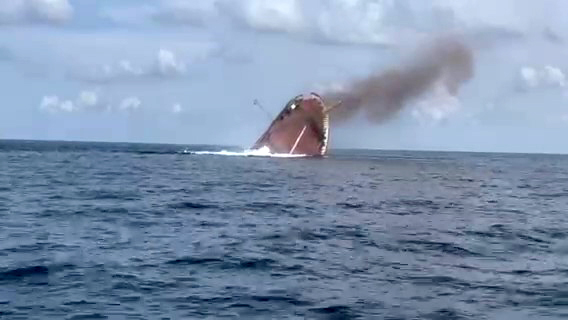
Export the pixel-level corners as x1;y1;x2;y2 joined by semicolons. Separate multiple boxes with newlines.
251;92;341;157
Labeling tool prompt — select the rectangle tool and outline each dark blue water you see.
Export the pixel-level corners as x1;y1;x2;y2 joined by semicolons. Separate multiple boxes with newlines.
1;139;568;319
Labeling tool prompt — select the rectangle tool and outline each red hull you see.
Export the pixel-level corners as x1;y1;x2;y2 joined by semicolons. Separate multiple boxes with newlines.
252;93;332;156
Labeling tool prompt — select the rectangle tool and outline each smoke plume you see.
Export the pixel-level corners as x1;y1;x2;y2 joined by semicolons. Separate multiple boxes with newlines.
323;35;475;124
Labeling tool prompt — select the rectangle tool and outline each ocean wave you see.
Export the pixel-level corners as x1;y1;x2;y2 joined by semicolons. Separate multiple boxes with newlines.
4;140;568;319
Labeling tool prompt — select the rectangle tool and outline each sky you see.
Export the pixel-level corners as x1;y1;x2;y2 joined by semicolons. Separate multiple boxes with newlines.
1;0;568;154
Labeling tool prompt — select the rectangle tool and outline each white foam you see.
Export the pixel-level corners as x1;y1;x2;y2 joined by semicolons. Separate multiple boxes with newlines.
183;146;308;158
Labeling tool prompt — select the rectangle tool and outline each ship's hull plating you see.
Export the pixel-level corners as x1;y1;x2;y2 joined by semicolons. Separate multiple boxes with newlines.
252;93;331;156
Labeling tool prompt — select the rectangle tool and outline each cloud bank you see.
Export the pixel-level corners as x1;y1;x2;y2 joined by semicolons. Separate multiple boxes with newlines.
0;0;73;25
102;0;564;47
39;90;143;113
39;90;185;115
69;49;189;84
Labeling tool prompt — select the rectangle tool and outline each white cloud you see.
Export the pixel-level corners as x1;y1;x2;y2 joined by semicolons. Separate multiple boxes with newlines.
303;0;546;46
39;91;141;113
119;97;141;111
72;48;188;83
216;0;402;46
310;0;398;46
227;0;304;34
157;49;187;76
231;0;551;46
543;66;566;87
520;67;539;88
77;90;99;108
172;103;183;113
117;60;144;76
313;81;348;96
0;0;73;25
40;95;76;112
411;80;462;124
39;90;100;113
431;0;525;32
105;0;304;34
518;65;567;91
99;0;408;46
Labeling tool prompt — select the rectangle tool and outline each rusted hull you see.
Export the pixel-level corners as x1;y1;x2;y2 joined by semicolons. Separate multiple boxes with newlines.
252;93;331;156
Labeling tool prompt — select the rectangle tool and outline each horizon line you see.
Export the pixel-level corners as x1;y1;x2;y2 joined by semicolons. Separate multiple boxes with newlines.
1;137;567;157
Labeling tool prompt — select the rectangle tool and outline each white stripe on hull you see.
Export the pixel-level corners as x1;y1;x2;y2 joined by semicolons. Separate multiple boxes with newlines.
290;125;307;154
321;113;330;156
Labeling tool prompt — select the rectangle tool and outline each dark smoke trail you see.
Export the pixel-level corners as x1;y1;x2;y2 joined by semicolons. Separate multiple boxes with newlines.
323;35;475;124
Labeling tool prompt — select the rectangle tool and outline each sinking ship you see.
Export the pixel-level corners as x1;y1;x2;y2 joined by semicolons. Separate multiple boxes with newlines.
252;93;341;157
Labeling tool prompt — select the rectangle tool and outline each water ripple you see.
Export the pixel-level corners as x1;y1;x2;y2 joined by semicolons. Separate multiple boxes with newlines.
2;140;568;319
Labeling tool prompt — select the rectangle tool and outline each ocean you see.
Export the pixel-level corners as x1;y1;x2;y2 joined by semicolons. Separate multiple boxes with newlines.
1;139;567;319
